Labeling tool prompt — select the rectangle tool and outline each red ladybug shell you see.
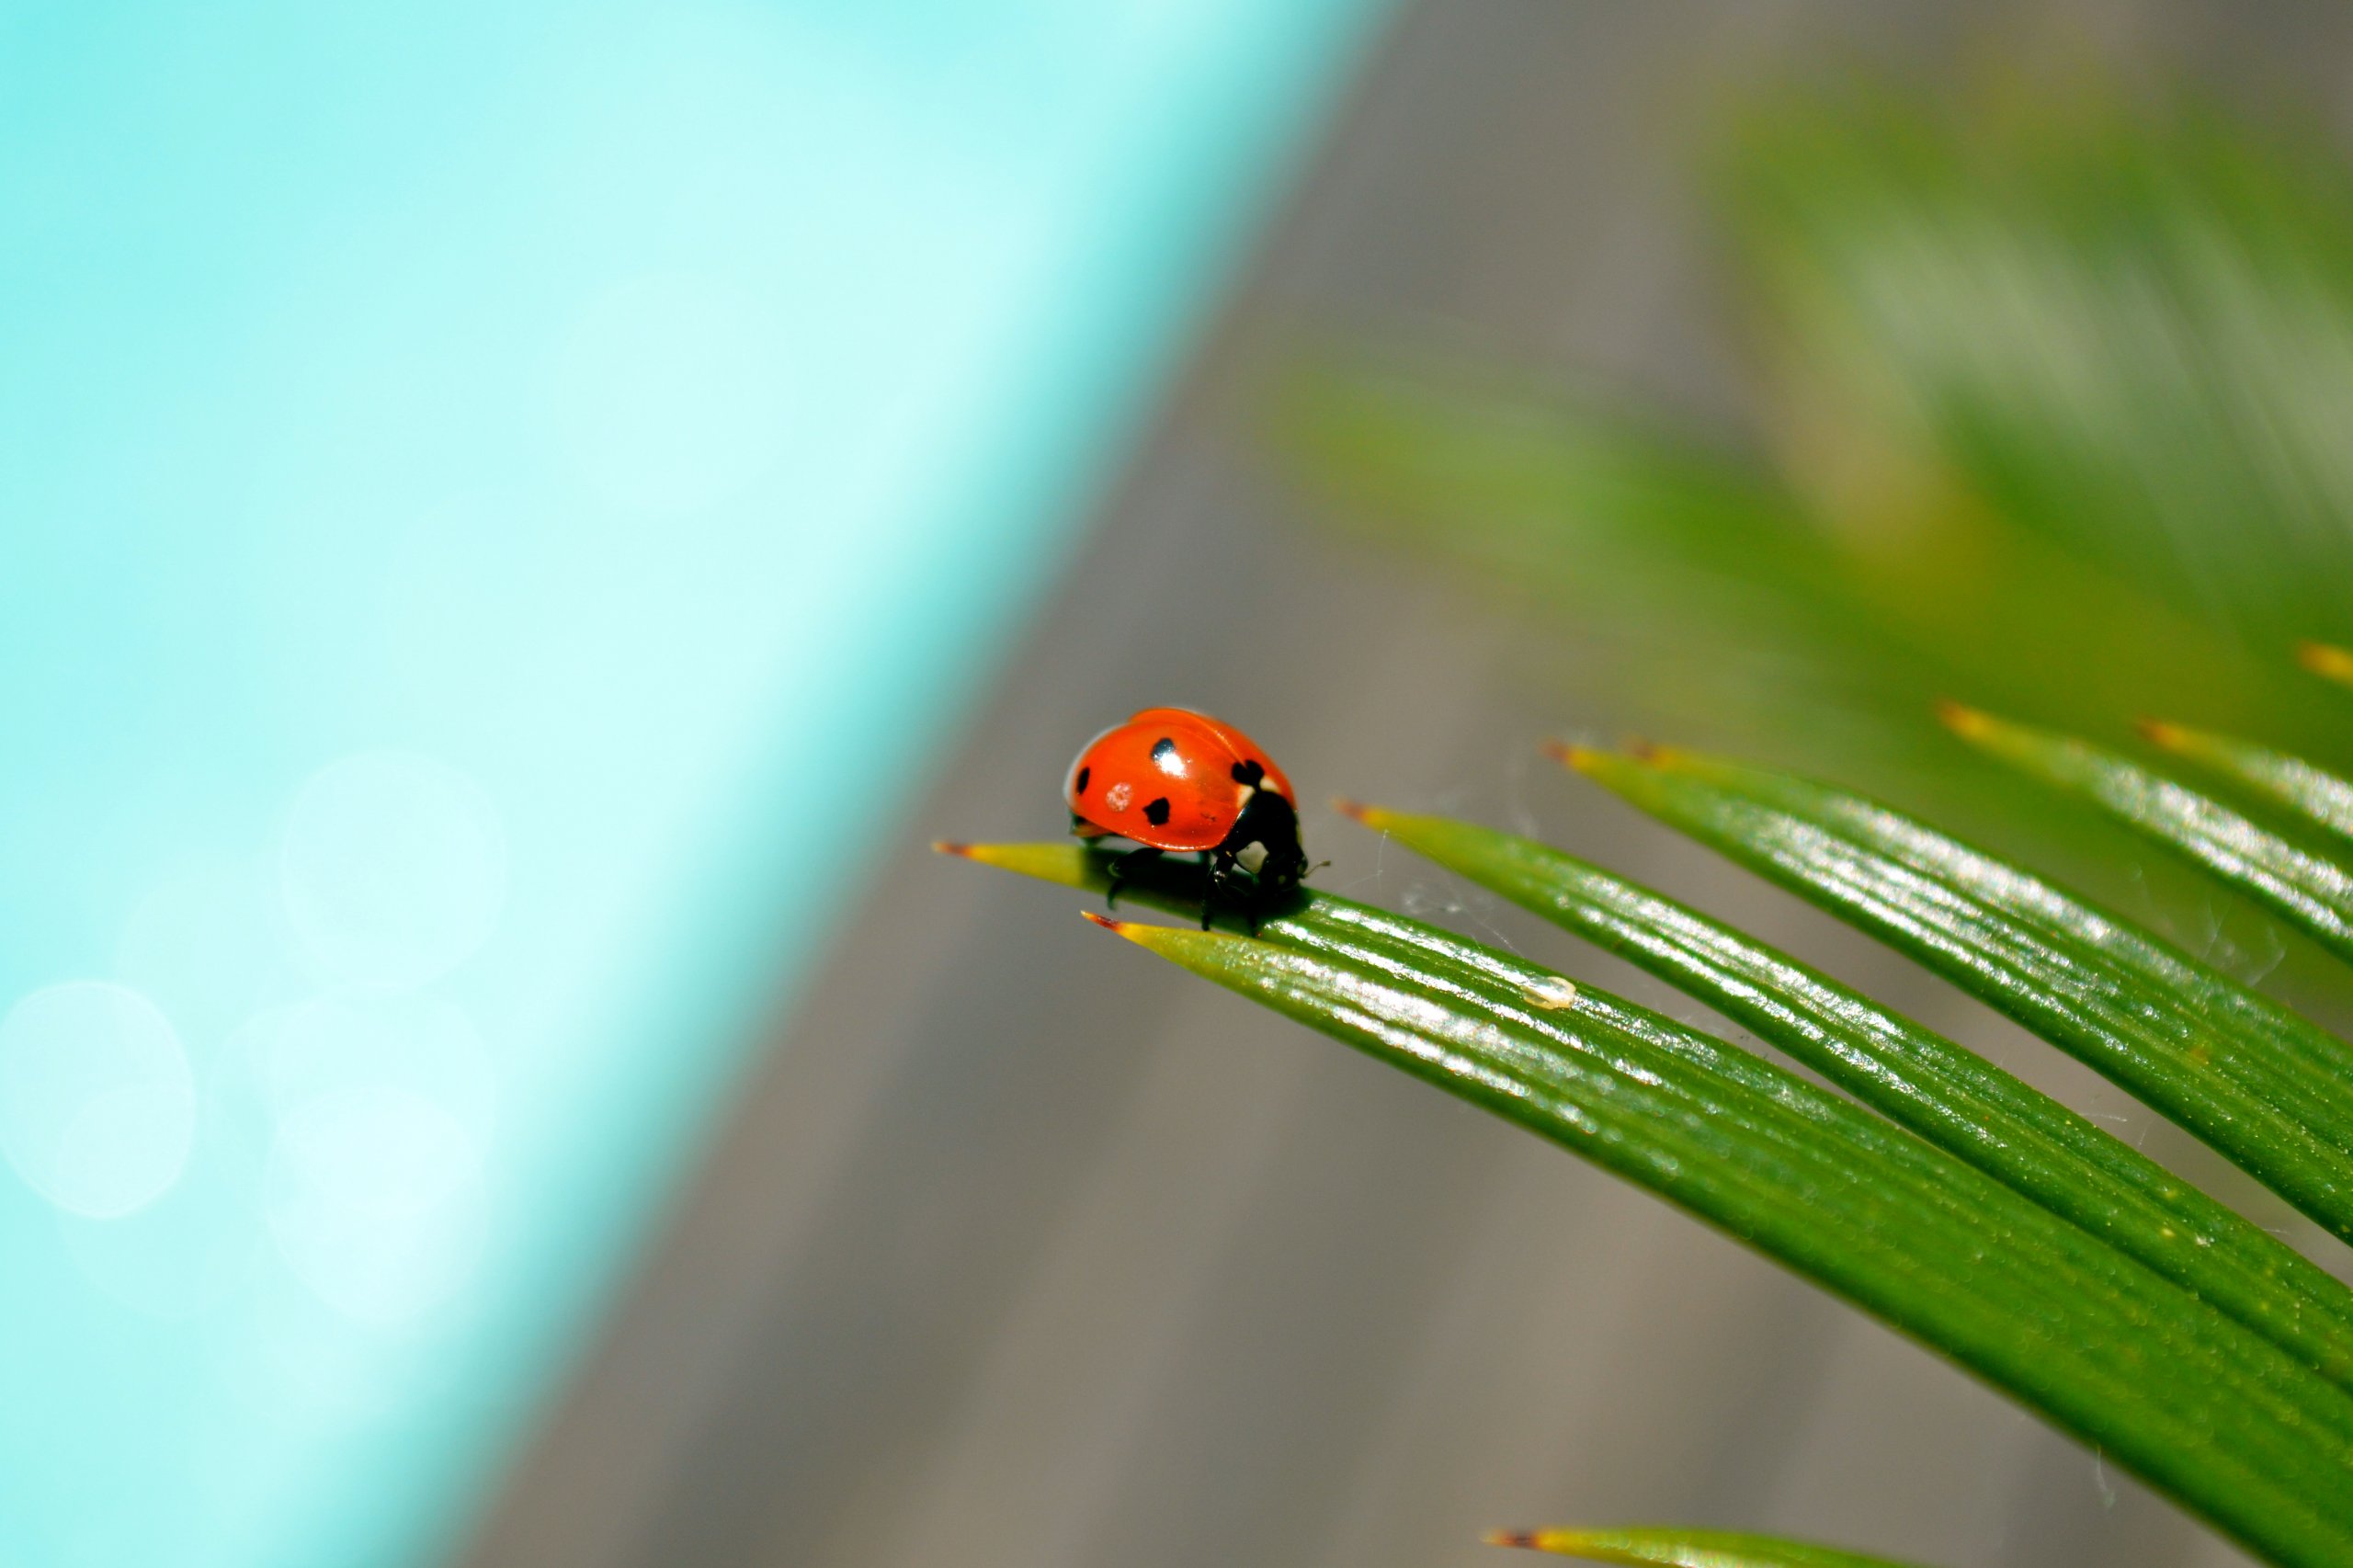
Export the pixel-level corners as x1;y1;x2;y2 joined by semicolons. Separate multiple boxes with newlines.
1064;707;1294;852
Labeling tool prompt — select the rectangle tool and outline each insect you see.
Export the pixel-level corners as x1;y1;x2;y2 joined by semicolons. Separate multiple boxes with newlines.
1064;706;1310;931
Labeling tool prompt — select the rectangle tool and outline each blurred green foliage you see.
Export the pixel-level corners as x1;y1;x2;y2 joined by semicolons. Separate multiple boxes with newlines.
1277;74;2353;779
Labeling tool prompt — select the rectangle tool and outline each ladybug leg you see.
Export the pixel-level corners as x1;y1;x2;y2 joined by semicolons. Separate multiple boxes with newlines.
1203;848;1234;931
1104;846;1160;911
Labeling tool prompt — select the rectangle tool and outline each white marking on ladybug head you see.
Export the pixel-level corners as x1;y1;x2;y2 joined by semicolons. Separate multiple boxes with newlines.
1235;841;1268;874
1105;781;1132;812
1233;785;1255;809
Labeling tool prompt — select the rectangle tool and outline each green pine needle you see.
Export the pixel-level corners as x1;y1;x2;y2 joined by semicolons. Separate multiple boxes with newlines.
939;840;2353;1568
1562;744;2353;1244
1483;1525;1927;1567
1943;705;2353;964
1345;801;2353;1390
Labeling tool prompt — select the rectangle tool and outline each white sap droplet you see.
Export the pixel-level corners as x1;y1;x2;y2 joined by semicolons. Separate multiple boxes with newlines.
265;1086;486;1325
0;982;197;1217
281;752;507;993
1524;975;1579;1011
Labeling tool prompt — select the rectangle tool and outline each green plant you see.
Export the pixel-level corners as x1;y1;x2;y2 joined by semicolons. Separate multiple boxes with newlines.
1481;1525;1928;1566
951;63;2353;1568
940;682;2353;1566
1272;77;2353;796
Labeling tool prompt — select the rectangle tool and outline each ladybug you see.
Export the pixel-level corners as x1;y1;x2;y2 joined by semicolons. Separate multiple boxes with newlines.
1065;706;1310;930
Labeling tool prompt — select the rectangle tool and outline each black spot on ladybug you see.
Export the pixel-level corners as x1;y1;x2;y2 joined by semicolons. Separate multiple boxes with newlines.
1074;766;1090;794
1143;796;1172;826
1230;760;1265;787
1151;737;1177;762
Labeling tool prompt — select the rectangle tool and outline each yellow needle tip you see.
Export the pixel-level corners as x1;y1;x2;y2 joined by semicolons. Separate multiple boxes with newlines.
1933;699;1995;738
2299;642;2353;684
1334;796;1400;829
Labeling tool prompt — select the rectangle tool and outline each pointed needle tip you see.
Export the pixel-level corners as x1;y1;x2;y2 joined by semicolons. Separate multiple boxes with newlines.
1933;699;1993;737
1482;1530;1542;1551
2300;641;2353;683
930;839;972;858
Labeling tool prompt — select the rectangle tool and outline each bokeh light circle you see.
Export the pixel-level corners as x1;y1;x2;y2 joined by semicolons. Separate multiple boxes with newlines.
112;853;277;1045
264;1086;488;1325
236;995;499;1144
281;751;507;993
0;981;197;1218
57;1101;265;1320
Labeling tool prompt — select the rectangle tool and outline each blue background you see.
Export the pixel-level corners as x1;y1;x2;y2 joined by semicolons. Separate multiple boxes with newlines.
0;4;1384;1563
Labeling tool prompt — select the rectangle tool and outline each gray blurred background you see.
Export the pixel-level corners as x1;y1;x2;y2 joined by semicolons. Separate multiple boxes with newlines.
462;4;2353;1565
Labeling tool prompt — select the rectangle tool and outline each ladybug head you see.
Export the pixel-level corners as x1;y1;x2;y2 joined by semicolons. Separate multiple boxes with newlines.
1217;788;1308;900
